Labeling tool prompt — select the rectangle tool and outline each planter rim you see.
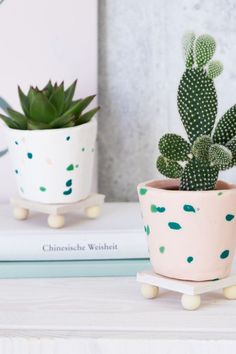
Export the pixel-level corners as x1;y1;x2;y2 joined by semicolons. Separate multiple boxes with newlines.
2;117;96;134
138;179;236;194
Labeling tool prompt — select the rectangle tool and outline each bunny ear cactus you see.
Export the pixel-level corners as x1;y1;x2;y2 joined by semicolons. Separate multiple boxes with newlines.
157;32;236;191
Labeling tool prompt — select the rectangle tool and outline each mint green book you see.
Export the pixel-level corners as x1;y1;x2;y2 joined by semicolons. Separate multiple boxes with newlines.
0;259;150;279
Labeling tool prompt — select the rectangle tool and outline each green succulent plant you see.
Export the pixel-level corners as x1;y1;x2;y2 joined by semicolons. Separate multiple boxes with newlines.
0;80;99;130
156;32;236;191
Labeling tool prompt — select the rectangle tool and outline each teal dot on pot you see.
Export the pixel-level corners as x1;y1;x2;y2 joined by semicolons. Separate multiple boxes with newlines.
39;186;46;192
82;147;85;152
183;204;195;213
220;250;229;259
66;164;74;171
63;188;72;196
66;179;72;187
75;164;79;168
20;187;24;193
66;136;70;141
168;222;182;230
159;246;165;254
91;148;95;152
144;225;150;236
15;169;19;174
27;152;33;159
139;188;147;196
15;141;19;145
218;192;223;196
187;256;194;263
151;205;165;213
226;214;234;222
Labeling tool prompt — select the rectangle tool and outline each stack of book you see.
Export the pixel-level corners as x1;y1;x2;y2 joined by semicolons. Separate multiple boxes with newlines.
0;202;149;278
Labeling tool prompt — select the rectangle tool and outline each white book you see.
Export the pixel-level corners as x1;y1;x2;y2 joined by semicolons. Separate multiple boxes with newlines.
0;203;148;261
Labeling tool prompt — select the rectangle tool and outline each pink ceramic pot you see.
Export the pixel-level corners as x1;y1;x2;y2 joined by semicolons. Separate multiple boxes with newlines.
137;179;236;281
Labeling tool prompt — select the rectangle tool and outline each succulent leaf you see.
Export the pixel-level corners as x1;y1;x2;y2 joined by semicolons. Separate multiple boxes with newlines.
27;120;51;130
7;108;27;129
0;113;20;129
159;133;191;161
64;95;96;118
194;34;216;68
180;158;218;191
30;93;57;123
50;115;75;129
49;83;65;116
18;86;30;116
64;80;77;111
209;144;232;167
191;135;212;162
75;107;99;125
182;32;196;69
213;105;236;145
156;155;183;178
207;60;223;79
178;68;217;143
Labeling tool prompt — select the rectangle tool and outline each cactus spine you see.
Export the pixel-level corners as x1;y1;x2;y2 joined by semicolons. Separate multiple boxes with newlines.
156;32;236;191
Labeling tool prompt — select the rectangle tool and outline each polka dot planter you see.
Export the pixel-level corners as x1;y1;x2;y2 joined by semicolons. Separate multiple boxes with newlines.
138;179;236;281
4;119;97;204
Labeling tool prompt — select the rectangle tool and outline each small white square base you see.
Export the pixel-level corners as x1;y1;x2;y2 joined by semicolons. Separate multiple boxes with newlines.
10;194;105;229
137;270;236;310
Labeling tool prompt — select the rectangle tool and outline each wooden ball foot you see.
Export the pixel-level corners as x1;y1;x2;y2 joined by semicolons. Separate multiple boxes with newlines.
181;294;201;310
13;207;29;220
48;214;65;229
85;205;101;219
141;284;159;299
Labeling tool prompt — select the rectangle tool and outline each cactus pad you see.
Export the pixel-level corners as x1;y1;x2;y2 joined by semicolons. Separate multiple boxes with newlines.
159;133;191;161
178;68;217;143
194;34;216;68
207;61;223;79
209;144;232;167
182;32;196;69
191;135;212;162
156;156;183;179
213;105;236;145
180;159;218;191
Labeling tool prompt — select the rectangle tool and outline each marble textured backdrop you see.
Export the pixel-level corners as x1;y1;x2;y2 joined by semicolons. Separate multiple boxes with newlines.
98;0;236;201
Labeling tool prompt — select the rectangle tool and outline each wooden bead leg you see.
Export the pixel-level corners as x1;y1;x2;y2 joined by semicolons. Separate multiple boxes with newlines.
141;284;159;299
223;285;236;299
181;294;201;310
48;214;65;229
13;207;29;220
85;205;101;219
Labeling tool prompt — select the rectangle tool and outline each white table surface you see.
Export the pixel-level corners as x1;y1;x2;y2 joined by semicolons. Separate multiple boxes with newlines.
0;276;236;354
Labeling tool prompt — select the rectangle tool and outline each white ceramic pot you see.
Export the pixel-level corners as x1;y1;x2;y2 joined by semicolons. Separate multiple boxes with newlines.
4;119;97;204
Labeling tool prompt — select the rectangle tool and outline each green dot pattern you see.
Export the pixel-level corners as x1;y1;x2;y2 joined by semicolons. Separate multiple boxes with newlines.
187;256;194;263
66;164;74;171
63;188;72;196
220;250;229;259
139;188;147;196
226;214;234;221
27;152;33;159
159;246;165;254
66;179;72;187
183;204;195;213
151;205;166;213
39;186;46;192
144;225;150;236
168;222;182;230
